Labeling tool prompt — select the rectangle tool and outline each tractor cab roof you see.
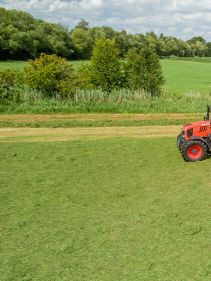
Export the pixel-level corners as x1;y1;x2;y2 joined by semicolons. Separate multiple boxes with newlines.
182;120;211;130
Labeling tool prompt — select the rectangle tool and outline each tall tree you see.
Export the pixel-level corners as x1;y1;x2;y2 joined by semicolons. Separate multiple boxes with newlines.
125;48;143;90
75;19;90;30
139;48;165;96
90;38;122;91
70;28;94;59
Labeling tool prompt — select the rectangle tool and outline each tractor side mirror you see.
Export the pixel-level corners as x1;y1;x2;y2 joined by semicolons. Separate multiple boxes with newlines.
204;105;211;120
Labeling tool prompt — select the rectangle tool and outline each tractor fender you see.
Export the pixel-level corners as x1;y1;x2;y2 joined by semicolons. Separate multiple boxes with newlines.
189;136;209;150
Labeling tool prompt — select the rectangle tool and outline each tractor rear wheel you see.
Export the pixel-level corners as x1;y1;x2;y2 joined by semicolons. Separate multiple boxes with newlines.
181;140;207;162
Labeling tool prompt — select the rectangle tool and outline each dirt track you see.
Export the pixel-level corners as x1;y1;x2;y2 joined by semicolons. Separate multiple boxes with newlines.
0;126;181;142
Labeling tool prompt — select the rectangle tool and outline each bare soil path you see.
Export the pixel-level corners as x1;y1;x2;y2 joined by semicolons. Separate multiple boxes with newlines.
0;126;181;142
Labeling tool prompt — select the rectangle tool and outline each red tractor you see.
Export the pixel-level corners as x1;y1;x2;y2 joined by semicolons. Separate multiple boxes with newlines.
177;106;211;161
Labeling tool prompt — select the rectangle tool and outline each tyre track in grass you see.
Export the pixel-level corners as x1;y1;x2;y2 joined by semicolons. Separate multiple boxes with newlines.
0;126;181;142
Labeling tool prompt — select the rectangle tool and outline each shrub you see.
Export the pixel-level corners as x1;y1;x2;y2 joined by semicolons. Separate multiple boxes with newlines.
124;48;165;96
90;38;123;91
0;70;23;101
139;48;165;96
76;64;95;90
24;53;77;97
125;48;143;90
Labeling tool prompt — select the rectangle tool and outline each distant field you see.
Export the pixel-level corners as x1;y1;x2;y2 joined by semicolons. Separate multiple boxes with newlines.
169;57;211;63
0;61;26;71
1;58;211;93
161;59;211;93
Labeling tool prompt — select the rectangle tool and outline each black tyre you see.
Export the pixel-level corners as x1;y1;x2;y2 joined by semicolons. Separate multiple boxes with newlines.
181;140;207;162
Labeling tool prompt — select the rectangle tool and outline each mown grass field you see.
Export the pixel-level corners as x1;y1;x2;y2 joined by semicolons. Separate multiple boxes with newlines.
160;59;211;93
2;58;211;93
0;61;27;71
1;137;211;281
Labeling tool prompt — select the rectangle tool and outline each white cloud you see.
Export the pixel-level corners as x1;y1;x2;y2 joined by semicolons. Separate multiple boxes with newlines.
80;0;102;10
1;0;211;40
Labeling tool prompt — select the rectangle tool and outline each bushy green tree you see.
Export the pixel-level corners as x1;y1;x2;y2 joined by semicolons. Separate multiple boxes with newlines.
90;38;123;91
125;48;142;90
75;19;90;30
70;28;94;59
125;48;164;95
0;8;74;60
76;64;95;90
206;42;211;56
115;30;131;57
139;48;165;96
24;53;77;97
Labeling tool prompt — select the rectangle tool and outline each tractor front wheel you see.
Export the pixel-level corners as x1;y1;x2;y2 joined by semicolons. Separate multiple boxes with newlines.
181;140;207;162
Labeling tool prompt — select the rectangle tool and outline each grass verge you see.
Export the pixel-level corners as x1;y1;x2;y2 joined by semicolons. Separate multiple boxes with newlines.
1;89;211;114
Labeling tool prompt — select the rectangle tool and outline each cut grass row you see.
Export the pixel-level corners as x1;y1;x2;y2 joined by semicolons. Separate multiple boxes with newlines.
1;138;211;280
0;113;202;127
0;126;181;142
0;118;198;128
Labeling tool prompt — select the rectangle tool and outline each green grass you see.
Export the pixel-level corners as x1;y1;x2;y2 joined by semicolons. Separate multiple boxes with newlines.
161;59;211;93
0;138;211;280
1;89;211;113
168;56;211;63
0;61;27;71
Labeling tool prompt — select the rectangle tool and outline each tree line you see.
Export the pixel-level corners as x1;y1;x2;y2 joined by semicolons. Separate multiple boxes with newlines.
0;7;211;61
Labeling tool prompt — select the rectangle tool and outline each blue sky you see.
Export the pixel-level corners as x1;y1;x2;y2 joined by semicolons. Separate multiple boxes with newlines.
1;0;211;40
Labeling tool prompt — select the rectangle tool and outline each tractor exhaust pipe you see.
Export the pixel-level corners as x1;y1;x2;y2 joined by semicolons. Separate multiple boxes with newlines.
204;105;211;120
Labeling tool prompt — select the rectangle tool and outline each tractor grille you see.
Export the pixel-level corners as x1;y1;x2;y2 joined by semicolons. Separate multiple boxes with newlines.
199;126;208;133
